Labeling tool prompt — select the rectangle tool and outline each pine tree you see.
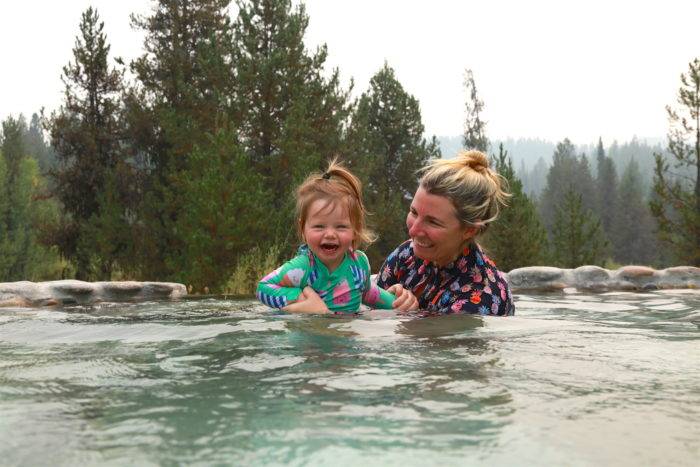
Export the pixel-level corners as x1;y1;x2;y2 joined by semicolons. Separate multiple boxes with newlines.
650;58;700;265
482;144;548;270
615;159;658;265
346;63;440;268
24;113;55;173
171;128;271;291
230;0;352;242
462;68;489;152
539;138;597;233
595;137;618;240
126;0;235;279
0;117;62;281
46;7;125;279
551;188;608;268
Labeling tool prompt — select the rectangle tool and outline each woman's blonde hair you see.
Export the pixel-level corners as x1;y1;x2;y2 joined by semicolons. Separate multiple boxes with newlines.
296;158;375;248
418;150;510;235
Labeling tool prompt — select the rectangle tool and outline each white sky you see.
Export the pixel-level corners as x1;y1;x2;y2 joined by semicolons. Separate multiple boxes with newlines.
1;0;698;144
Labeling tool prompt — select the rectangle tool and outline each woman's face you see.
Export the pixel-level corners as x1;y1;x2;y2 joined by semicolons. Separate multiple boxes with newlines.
406;186;476;266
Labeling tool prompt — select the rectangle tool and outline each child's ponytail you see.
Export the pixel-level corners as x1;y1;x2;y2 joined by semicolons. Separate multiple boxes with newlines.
296;157;376;248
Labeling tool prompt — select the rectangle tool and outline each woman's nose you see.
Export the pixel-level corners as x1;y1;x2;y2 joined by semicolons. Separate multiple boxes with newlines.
407;219;420;237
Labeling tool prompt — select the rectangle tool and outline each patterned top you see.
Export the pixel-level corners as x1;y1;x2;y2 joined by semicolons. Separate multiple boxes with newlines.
377;240;515;316
256;245;395;313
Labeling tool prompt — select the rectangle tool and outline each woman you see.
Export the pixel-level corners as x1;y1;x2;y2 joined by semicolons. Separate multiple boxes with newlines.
378;150;515;316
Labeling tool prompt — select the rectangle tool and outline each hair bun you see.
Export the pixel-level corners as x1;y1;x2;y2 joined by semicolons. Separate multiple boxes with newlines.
461;150;489;173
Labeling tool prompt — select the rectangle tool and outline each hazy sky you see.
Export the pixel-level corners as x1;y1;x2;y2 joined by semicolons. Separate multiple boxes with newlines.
2;0;698;144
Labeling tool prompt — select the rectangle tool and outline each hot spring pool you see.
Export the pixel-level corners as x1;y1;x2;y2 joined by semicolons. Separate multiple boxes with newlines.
0;290;698;466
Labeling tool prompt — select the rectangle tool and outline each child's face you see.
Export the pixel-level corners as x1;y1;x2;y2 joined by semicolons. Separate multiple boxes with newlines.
302;199;355;272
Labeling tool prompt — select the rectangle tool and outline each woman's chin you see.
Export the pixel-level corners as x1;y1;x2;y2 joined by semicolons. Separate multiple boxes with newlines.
411;242;435;262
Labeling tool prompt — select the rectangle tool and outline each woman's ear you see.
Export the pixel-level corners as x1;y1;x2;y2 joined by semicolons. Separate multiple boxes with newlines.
461;226;478;241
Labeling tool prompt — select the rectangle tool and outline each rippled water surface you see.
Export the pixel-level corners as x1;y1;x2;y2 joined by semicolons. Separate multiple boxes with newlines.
1;290;699;466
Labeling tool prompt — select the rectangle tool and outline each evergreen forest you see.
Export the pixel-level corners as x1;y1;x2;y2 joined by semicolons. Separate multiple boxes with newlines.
1;0;698;293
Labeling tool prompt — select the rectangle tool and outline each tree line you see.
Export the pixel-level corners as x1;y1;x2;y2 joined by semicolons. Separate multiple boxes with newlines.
1;0;698;292
461;65;699;271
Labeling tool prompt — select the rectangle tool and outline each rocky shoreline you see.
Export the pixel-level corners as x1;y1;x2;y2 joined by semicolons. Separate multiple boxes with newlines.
507;265;700;292
0;280;187;308
1;265;698;307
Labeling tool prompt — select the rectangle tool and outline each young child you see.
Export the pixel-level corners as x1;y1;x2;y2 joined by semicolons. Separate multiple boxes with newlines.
256;159;396;313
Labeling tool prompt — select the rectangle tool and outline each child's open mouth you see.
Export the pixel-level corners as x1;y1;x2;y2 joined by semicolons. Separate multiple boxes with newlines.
320;242;339;254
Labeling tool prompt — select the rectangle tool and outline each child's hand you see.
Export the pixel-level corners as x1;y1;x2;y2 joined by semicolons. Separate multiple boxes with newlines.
387;284;419;312
282;287;330;314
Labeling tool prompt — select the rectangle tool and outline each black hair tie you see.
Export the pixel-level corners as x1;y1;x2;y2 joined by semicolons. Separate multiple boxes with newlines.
322;172;331;180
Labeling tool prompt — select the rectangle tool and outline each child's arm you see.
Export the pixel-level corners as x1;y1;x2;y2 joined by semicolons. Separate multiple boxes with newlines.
362;282;397;310
281;286;329;313
256;255;310;309
356;251;395;310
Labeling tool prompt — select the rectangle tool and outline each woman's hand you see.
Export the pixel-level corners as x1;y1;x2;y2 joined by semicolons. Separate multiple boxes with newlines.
387;284;419;312
282;287;330;314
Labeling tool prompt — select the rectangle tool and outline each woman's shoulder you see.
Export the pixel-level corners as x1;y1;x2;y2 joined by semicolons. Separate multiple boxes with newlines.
388;239;413;261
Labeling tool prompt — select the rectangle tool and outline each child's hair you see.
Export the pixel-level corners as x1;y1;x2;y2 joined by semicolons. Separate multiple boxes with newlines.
296;158;376;248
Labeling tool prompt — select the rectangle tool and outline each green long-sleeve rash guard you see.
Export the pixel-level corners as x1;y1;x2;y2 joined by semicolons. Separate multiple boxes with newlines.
256;245;395;313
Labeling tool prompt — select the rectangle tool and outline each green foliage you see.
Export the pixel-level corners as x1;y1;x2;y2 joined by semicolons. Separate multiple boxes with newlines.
550;188;608;268
614;160;659;265
231;0;351;243
170;128;272;292
650;58;700;266
0;122;63;281
539;138;597;233
25;113;55;173
482;144;548;271
46;7;125;279
224;243;283;296
462;68;489;152
126;0;235;279
346;63;440;268
595;137;619;239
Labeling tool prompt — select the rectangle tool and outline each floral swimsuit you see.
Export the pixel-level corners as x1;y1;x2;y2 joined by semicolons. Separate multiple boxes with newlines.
377;240;515;316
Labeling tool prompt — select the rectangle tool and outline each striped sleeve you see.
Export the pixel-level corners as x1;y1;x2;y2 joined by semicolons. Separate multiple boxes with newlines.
256;254;310;309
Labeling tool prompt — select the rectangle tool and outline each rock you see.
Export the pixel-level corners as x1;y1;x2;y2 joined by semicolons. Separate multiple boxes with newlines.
656;266;700;289
573;266;610;290
0;296;31;308
506;265;700;293
615;265;656;279
506;267;567;291
0;280;188;308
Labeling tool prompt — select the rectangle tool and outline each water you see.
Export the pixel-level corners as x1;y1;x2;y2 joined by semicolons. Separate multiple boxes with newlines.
0;290;698;466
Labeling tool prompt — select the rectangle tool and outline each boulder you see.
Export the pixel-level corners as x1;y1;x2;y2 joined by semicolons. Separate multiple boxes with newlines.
0;280;187;308
506;265;700;292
